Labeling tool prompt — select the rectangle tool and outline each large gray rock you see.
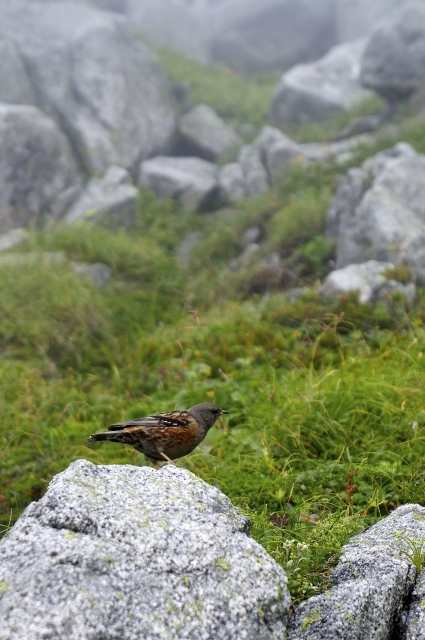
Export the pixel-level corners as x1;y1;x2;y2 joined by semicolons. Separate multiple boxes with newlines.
0;460;290;640
176;104;241;161
270;39;373;125
321;260;416;304
361;1;425;100
0;0;176;175
326;142;425;284
139;156;220;211
65;165;138;228
209;0;337;74
0;104;80;231
288;504;425;639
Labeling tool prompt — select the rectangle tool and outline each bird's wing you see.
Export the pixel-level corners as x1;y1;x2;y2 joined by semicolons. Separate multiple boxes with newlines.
107;410;192;431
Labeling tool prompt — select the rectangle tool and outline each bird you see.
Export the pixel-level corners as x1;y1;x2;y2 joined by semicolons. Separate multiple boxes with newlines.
87;402;228;465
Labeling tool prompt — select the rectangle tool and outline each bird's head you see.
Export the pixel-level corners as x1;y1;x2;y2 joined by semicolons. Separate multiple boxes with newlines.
188;402;228;430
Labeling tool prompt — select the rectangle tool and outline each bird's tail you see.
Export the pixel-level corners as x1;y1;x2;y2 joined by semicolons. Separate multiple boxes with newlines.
87;432;117;443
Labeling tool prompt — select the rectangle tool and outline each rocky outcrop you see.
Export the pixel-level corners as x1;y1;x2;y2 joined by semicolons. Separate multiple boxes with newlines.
0;0;176;175
0;104;80;232
220;126;373;201
321;260;416;304
0;460;290;640
270;39;373;125
139;156;220;211
360;1;425;101
65;166;138;228
175;104;241;162
326;142;425;284
288;504;425;639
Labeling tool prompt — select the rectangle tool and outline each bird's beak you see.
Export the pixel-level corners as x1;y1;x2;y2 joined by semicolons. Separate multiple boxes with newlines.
220;409;229;414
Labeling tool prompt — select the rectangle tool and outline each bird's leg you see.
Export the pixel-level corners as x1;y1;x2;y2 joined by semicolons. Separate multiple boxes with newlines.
159;452;177;466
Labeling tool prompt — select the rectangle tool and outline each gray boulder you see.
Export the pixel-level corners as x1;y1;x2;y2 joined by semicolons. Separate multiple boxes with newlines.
219;163;247;200
321;260;416;304
176;104;241;162
0;104;80;232
65;166;138;228
361;1;425;100
0;0;176;175
326;142;425;284
139;156;220;211
0;460;290;640
270;39;373;125
288;504;425;639
210;0;337;74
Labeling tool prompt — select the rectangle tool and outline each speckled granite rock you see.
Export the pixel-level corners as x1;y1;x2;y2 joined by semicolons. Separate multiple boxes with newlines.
406;566;425;639
0;460;290;640
326;142;425;284
288;504;425;639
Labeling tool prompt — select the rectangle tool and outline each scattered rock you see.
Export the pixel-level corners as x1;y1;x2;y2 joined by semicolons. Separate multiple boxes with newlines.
321;260;416;304
176;104;241;162
65;166;138;228
0;228;29;252
326;142;425;284
0;460;290;640
176;232;202;263
219;163;247;201
270;39;373;125
361;1;425;101
288;504;425;639
71;262;112;285
0;0;176;175
139;156;220;212
333;114;383;141
0;103;80;232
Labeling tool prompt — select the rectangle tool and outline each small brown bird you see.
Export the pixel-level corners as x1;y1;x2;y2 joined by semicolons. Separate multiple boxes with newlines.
87;402;228;465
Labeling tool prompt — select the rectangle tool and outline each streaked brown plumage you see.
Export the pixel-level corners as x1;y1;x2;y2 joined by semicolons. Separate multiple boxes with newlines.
87;402;228;465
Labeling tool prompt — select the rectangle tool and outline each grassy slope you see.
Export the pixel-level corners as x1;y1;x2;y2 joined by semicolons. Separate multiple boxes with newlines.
2;53;425;604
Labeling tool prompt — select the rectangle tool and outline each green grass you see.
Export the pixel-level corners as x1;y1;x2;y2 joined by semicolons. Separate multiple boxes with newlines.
2;53;425;607
157;48;280;127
